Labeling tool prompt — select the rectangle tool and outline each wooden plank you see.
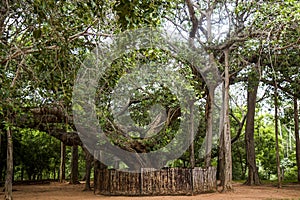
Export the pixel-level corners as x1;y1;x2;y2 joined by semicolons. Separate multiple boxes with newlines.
153;170;160;195
141;168;156;195
171;168;175;192
109;170;115;194
97;167;216;196
132;172;139;195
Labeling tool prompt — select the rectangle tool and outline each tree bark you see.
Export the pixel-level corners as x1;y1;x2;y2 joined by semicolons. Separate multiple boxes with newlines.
0;0;8;37
189;102;195;168
186;0;215;168
189;140;195;168
205;90;214;167
244;67;260;185
294;97;300;183
94;159;101;195
82;147;93;191
204;2;214;168
218;83;225;184
94;151;107;195
220;48;233;191
0;132;3;182
274;83;282;188
59;142;66;183
4;127;13;200
70;145;80;184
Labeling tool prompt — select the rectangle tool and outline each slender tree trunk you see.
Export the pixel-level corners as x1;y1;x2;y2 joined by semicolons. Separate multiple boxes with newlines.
274;84;282;188
0;132;3;182
205;90;214;167
220;49;232;191
204;4;214;168
70;145;80;184
59;142;66;183
244;67;260;185
94;159;101;195
1;0;8;185
218;132;224;185
238;147;246;179
189;102;195;168
185;0;215;169
294;97;300;183
4;127;13;200
0;0;8;37
83;157;92;191
20;166;24;181
82;147;93;191
94;151;108;195
54;167;56;180
189;140;195;168
218;84;225;183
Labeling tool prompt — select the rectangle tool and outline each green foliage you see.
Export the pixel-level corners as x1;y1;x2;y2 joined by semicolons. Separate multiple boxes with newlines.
95;46;203;153
113;0;175;30
230;106;299;181
13;129;60;180
255;114;279;180
0;0;111;182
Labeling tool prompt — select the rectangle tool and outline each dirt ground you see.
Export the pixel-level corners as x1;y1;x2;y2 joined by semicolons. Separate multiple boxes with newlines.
1;181;300;200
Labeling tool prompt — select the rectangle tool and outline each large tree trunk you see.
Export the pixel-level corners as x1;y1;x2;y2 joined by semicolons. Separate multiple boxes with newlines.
59;142;66;183
294;97;300;183
244;67;260;185
70;145;80;184
4;127;13;200
274;83;282;188
219;49;233;191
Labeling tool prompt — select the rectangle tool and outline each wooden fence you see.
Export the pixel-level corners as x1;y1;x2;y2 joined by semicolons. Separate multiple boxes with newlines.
95;167;216;196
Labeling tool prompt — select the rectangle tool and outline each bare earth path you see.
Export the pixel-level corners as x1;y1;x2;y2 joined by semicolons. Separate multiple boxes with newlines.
1;182;300;200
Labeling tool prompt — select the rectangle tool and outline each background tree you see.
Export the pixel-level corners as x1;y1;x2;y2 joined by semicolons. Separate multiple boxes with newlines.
294;97;300;182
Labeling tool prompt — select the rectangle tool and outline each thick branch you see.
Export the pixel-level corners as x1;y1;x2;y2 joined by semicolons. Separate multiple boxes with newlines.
185;0;199;39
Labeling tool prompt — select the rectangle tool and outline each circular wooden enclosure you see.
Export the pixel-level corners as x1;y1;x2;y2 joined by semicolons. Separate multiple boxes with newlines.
94;166;217;196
